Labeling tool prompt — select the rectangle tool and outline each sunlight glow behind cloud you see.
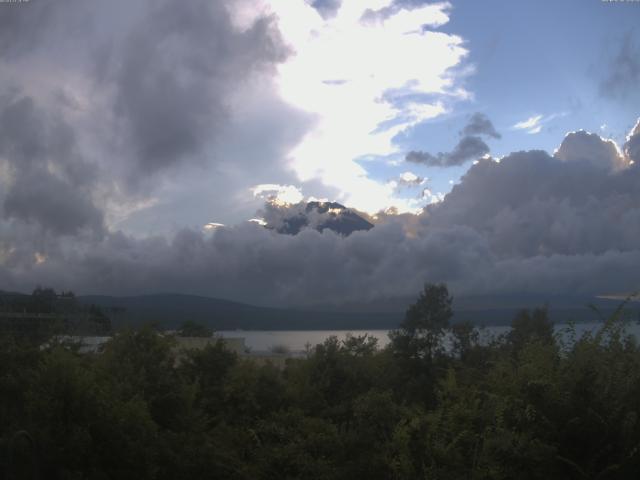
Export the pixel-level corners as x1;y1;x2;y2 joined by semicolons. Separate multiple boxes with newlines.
253;183;305;205
265;0;468;213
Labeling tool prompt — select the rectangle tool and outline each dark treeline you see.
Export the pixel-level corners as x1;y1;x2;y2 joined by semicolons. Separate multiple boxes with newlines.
1;284;640;479
0;288;112;340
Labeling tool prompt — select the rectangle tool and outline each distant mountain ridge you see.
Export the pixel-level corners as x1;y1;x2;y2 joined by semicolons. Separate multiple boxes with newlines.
78;292;640;331
78;293;399;331
4;289;636;331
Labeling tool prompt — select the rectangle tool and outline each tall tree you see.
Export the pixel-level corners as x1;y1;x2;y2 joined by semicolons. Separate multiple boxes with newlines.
390;283;453;361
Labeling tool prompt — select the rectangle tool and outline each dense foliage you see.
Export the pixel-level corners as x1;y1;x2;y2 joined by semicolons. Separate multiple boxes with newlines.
2;284;640;479
0;288;111;340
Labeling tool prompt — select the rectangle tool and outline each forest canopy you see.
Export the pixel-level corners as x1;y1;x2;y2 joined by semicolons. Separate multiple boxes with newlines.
1;284;640;479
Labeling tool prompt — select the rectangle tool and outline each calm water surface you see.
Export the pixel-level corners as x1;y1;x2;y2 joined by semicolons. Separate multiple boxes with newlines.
218;322;640;353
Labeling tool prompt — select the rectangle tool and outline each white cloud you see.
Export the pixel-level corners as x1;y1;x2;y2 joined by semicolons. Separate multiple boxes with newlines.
203;223;225;232
513;114;543;134
264;0;468;213
554;130;629;170
398;171;424;186
512;112;567;135
252;183;305;205
3;119;640;306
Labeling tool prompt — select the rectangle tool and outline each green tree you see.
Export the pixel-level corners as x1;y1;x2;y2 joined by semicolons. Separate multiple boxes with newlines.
341;333;378;357
451;321;481;363
30;286;57;314
390;283;453;361
99;328;194;432
178;320;213;338
508;307;554;351
180;340;238;418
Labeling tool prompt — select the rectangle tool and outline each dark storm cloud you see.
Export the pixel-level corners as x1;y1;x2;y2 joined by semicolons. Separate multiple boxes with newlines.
428;150;640;258
105;0;289;178
0;0;91;61
0;220;491;307
600;32;640;101
0;1;48;59
0;94;104;235
4;123;640;306
4;171;104;237
0;0;79;59
406;112;499;167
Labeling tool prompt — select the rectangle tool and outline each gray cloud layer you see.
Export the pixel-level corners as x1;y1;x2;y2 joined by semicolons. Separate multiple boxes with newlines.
0;94;104;235
105;0;288;178
0;0;90;60
406;113;499;167
2;121;639;307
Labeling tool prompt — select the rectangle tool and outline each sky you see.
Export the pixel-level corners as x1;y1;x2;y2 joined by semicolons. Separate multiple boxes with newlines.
0;0;639;307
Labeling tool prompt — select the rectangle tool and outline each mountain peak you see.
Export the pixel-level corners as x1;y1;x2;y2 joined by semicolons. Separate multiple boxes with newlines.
263;201;374;236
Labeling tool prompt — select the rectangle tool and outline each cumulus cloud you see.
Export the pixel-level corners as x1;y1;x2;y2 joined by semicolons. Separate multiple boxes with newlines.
554;130;627;170
406;112;498;167
428;150;640;259
2;121;639;307
397;171;425;186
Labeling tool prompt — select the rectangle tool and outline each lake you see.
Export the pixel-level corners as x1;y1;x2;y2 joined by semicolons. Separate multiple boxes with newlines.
217;321;640;354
